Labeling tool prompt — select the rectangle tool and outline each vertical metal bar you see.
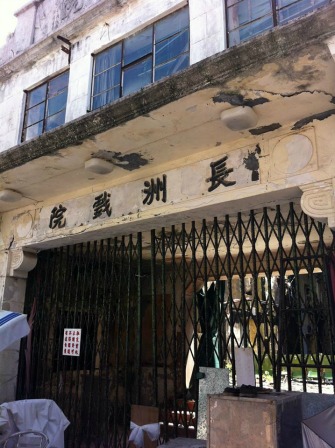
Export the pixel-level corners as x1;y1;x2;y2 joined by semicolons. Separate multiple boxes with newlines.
214;217;224;367
85;241;99;442
224;0;229;47
123;235;133;446
181;222;188;435
272;0;278;26
276;205;284;392
39;249;54;398
135;232;143;404
225;215;236;383
202;219;209;364
161;227;168;441
66;243;81;431
289;203;307;391
303;213;322;392
101;239;112;444
55;246;69;407
263;207;277;385
237;212;248;348
250;210;263;386
151;229;158;406
171;225;178;438
191;222;198;385
113;236;122;448
276;250;286;392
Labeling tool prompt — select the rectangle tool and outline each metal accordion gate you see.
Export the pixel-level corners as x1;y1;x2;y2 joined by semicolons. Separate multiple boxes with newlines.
17;201;335;447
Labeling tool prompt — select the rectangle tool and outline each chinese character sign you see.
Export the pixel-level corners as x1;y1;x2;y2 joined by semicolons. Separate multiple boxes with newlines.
63;328;82;356
143;174;167;205
93;191;112;219
206;155;236;192
49;204;67;229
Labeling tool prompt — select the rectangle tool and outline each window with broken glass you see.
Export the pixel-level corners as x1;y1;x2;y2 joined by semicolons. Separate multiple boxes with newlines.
22;71;69;142
91;7;189;110
226;0;331;47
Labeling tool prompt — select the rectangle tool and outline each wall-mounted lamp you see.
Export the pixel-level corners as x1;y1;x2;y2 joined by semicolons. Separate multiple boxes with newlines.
85;158;114;175
0;189;23;202
220;106;258;131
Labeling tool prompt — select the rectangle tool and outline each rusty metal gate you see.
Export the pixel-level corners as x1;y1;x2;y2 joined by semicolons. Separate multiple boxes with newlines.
17;202;335;447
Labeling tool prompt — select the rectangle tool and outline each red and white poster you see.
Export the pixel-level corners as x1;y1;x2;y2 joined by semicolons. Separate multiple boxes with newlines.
62;328;81;356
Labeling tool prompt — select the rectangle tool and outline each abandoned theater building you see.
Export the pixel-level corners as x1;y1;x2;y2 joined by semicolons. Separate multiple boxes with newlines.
1;0;335;446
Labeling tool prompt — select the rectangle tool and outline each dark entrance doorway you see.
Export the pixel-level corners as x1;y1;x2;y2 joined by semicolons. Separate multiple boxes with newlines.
17;202;335;447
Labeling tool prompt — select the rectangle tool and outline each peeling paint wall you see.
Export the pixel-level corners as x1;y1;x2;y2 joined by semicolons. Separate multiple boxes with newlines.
0;121;333;252
0;0;225;152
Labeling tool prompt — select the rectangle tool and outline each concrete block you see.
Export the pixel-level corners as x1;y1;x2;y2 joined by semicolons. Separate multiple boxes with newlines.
208;392;303;448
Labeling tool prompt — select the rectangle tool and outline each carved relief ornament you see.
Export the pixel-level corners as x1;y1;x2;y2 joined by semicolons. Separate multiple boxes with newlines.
300;180;335;230
8;249;38;279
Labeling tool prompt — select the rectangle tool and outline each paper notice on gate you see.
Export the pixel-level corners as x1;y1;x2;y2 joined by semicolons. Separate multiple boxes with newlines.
235;347;255;386
62;328;82;356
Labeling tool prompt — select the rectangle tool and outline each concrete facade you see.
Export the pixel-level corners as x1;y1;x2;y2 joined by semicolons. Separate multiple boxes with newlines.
0;0;334;423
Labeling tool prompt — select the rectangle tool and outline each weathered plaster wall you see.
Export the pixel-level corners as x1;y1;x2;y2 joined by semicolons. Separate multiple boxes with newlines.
0;0;225;152
0;120;333;254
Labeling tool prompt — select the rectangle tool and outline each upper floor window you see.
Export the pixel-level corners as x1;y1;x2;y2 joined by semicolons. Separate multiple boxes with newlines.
22;71;69;142
91;7;189;111
227;0;331;47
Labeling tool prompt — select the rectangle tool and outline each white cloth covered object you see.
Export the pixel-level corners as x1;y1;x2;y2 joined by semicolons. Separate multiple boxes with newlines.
129;421;160;448
302;404;335;448
0;399;70;448
0;311;30;351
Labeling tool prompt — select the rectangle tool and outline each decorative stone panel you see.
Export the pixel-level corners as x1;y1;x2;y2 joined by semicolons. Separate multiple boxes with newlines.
300;180;335;230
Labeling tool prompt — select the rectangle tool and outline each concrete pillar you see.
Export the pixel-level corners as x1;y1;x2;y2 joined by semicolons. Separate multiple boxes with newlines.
0;248;37;403
189;0;226;65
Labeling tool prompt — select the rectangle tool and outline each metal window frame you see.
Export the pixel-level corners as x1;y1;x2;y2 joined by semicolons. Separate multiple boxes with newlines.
90;6;190;111
22;70;69;142
225;0;331;47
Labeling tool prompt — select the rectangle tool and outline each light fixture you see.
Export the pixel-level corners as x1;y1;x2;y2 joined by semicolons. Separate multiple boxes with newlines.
220;106;258;131
85;158;114;175
0;189;23;202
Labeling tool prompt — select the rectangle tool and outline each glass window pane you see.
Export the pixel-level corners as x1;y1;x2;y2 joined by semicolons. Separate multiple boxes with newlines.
27;84;47;108
235;15;273;43
155;53;189;81
278;0;329;23
45;109;66;131
155;29;189;66
228;0;249;27
92;91;107;110
277;0;298;6
277;0;328;7
93;65;121;96
123;57;152;96
124;26;153;66
155;7;189;42
106;86;120;104
252;0;272;20
93;71;108;96
48;71;69;96
26;103;45;127
95;44;122;75
47;90;68;116
228;0;272;29
25;121;43;140
92;86;120;110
